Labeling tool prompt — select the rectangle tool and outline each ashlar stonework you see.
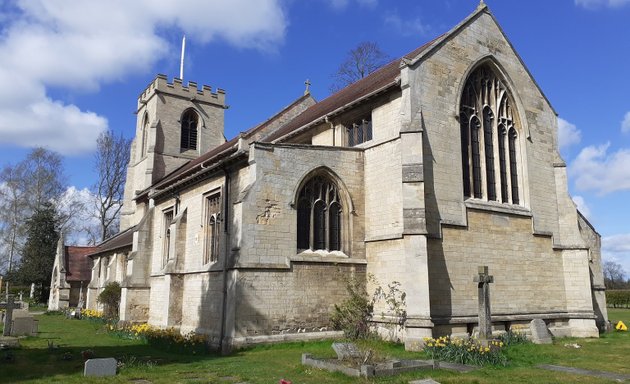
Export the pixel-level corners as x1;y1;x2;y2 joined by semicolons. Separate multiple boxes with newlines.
69;3;605;352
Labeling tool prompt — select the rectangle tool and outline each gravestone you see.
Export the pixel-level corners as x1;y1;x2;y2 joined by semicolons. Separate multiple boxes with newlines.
84;357;117;377
0;296;20;337
529;319;553;344
473;266;494;340
11;316;38;337
332;342;362;360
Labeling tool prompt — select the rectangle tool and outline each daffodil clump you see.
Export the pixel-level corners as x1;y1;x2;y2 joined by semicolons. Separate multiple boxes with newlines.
423;336;507;366
81;309;104;321
105;322;210;354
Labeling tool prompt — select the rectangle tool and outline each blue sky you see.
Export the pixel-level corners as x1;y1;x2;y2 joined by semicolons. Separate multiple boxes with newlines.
0;0;629;273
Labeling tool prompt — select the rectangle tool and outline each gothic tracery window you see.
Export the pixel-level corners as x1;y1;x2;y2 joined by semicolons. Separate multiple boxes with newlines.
296;175;342;252
203;193;221;264
460;64;521;205
181;109;198;151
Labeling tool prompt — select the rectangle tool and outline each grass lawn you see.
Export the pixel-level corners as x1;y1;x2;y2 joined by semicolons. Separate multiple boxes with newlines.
0;309;627;383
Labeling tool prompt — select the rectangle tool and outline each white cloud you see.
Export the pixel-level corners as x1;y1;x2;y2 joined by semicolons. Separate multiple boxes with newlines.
557;117;581;150
621;111;630;133
572;195;591;219
384;11;430;37
602;233;630;276
0;0;287;155
576;0;630;8
569;143;630;194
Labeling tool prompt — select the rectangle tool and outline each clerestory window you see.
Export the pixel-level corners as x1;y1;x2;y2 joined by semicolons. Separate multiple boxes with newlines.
460;64;521;205
347;117;372;147
181;109;198;151
296;175;342;252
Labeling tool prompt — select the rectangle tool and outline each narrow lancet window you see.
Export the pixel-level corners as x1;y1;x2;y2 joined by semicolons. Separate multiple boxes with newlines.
181;109;199;150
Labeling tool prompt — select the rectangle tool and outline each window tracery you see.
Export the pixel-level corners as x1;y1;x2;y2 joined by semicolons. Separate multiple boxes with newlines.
460;65;521;205
296;175;342;252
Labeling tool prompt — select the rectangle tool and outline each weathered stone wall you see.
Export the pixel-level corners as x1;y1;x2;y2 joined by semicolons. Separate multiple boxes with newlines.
429;210;567;319
578;213;608;330
234;263;366;337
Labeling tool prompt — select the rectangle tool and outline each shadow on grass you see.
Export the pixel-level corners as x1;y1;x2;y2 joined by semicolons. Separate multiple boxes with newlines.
0;314;222;384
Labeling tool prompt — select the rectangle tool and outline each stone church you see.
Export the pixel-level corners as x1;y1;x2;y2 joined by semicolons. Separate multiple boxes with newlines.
84;3;608;351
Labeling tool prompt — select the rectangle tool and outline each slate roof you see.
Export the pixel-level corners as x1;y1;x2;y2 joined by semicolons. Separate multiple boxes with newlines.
64;246;97;282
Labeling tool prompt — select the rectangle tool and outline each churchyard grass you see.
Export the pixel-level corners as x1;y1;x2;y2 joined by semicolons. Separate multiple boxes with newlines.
0;310;629;383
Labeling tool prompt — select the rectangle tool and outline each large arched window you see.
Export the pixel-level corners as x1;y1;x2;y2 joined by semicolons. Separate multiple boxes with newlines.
296;175;342;252
181;109;198;151
460;64;521;205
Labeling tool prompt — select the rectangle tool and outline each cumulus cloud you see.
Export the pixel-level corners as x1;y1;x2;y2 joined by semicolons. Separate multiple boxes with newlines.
602;233;630;276
557;117;581;150
0;0;287;155
569;143;630;194
622;111;630;133
572;195;591;219
384;11;430;37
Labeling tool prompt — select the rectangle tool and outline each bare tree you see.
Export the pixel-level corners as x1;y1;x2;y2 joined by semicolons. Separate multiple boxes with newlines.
603;260;627;290
0;147;66;294
93;130;131;242
330;41;391;93
21;148;66;211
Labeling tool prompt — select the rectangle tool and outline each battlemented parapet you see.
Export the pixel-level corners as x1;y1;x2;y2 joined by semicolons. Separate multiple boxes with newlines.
138;74;226;109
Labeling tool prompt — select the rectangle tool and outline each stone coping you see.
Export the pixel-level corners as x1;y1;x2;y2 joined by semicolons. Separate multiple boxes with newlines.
537;364;630;382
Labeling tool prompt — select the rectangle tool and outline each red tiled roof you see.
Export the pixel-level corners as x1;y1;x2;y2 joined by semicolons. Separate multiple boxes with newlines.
64;246;97;282
137;35;442;198
262;36;441;143
88;225;135;257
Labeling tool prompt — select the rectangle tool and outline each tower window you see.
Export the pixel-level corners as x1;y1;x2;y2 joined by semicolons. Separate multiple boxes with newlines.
181;109;198;150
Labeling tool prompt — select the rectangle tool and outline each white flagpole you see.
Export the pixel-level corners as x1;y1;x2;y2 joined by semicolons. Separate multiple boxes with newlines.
180;35;186;80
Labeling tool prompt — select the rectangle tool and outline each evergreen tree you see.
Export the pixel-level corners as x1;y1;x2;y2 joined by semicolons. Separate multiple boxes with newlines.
13;202;60;302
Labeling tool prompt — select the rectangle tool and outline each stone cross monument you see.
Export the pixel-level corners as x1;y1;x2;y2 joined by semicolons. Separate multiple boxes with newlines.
473;266;494;340
0;295;19;336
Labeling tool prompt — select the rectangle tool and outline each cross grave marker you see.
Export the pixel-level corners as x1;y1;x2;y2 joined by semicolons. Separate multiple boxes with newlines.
473;266;494;341
0;295;20;337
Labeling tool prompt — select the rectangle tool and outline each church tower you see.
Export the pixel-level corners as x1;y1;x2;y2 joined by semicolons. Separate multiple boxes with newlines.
120;74;227;230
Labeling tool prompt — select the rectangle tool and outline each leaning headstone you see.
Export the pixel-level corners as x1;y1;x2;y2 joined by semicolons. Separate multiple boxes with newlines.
332;342;362;360
84;357;117;377
529;319;553;344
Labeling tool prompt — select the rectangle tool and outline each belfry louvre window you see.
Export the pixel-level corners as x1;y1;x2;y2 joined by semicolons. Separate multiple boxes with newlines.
181;109;198;150
203;193;221;264
460;65;521;204
347;118;372;147
296;176;342;252
162;209;174;267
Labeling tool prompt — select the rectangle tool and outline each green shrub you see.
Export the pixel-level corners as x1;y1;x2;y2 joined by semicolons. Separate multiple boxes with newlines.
606;290;630;308
330;277;373;340
97;282;121;319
